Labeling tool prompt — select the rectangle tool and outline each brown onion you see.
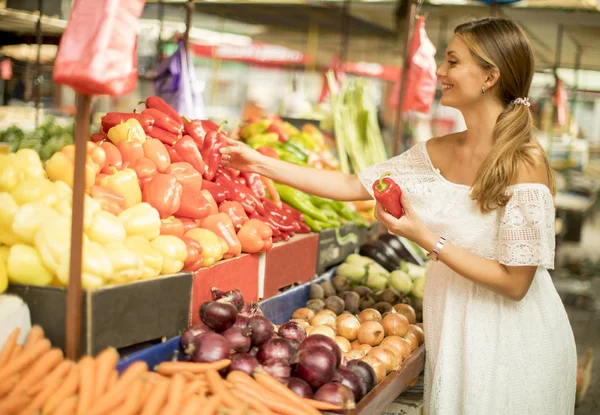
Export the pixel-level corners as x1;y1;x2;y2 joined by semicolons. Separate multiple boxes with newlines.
368;346;399;373
334;336;352;353
317;309;337;319
403;332;418;351
310;325;336;340
393;304;416;324
357;321;384;346
351;340;362;351
361;355;386;384
357;343;373;356
292;319;311;329
416;322;424;331
336;313;354;326
380;336;411;360
336;315;360;341
310;312;337;329
381;313;409;337
292;308;315;322
358;308;382;324
407;325;425;345
305;326;314;335
343;350;365;364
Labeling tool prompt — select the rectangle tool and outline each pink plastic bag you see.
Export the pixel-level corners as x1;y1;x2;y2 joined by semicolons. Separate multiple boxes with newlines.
389;17;437;114
53;0;146;96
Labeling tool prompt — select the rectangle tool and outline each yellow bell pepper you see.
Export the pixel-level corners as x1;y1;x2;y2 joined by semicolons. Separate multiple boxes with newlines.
45;150;97;191
34;215;71;274
0;245;9;264
0;256;6;293
184;228;226;267
118;203;161;240
101;168;142;208
107;118;146;144
10;178;56;206
104;243;144;283
7;244;53;286
54;194;102;231
12;202;59;245
55;239;113;290
54;180;72;201
15;149;46;180
0;154;18;192
0;193;22;246
150;235;187;275
87;211;126;245
124;236;163;279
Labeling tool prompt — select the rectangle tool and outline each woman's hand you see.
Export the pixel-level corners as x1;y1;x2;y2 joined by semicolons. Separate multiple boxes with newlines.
374;194;436;251
219;138;266;173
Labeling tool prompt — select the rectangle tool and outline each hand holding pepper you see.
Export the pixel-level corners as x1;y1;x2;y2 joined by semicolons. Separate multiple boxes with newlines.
372;172;404;219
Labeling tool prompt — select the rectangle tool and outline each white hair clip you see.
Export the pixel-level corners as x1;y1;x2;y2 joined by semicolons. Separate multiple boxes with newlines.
512;97;530;107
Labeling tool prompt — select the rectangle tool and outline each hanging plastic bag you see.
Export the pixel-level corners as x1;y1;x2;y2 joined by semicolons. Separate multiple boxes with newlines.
53;0;145;96
153;41;206;120
388;17;437;114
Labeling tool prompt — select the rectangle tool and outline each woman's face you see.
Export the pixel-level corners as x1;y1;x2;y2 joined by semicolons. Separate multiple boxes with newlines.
436;35;490;110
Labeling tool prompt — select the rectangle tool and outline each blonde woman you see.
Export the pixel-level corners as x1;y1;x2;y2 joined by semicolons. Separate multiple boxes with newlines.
221;17;576;415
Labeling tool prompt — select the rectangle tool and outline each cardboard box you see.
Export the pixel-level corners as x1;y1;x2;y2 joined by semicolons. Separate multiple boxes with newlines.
8;272;193;355
261;233;319;300
189;254;260;325
316;223;360;274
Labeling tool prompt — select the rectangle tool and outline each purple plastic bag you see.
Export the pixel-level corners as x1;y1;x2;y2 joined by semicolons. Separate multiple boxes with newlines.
153;41;205;119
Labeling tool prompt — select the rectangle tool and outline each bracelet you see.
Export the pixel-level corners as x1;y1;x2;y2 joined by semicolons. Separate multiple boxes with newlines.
427;236;446;261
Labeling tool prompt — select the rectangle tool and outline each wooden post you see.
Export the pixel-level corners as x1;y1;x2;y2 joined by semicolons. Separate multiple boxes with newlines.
392;0;417;156
184;0;194;53
569;45;581;129
157;0;165;62
65;93;92;360
340;0;351;64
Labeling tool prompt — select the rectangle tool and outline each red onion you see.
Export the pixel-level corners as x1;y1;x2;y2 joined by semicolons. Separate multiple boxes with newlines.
287;377;313;399
222;326;252;354
345;360;376;394
229;353;260;376
240;301;263;317
233;314;249;329
299;334;342;368
256;338;296;364
314;383;356;413
190;332;231;363
199;301;238;332
180;323;212;355
211;287;245;311
262;358;291;382
249;346;259;357
278;321;307;344
247;316;274;347
333;367;367;402
293;346;337;390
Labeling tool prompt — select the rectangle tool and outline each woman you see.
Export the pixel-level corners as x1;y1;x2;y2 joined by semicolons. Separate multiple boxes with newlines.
220;17;577;414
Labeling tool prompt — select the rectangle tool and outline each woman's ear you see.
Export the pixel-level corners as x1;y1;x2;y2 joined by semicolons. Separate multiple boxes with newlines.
483;67;501;91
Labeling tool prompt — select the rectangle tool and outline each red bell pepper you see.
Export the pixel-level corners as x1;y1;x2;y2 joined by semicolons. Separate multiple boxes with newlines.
165;144;182;163
179;236;203;272
184;119;213;148
146;125;180;145
261;176;281;207
167;162;203;189
372;172;404;219
143;108;182;135
249;212;281;237
142;173;183;219
237;219;273;253
199;213;242;259
267;122;289;142
143;138;171;173
179;217;199;233
130;157;158;187
102;112;154;134
218;201;249;230
256;146;280;159
201;181;230;204
90;185;126;216
281;202;304;223
91;133;106;143
215;174;265;216
173;135;206;175
296;221;311;234
117;140;144;167
240;172;266;199
202;190;218;215
95;173;107;186
160;217;184;237
263;199;301;233
201;123;227;181
98;141;123;174
145;96;184;127
175;185;212;220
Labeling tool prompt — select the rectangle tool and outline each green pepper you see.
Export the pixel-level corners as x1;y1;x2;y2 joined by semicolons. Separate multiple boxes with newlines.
282;139;309;161
247;133;279;149
303;215;327;232
241;119;271;139
274;184;331;223
291;132;320;151
279;152;306;166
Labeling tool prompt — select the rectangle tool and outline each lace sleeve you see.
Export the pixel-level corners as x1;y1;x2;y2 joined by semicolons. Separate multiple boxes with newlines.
498;184;555;269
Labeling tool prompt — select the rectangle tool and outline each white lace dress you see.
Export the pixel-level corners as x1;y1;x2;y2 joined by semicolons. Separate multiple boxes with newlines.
358;141;577;415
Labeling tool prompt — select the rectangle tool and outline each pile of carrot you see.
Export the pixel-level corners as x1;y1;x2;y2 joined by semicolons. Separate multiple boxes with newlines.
0;326;344;415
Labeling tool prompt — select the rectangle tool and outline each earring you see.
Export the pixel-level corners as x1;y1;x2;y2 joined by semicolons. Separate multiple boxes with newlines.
481;87;486;96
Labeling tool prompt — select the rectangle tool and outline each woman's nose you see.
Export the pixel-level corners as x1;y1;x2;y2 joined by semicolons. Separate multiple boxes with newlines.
436;63;445;77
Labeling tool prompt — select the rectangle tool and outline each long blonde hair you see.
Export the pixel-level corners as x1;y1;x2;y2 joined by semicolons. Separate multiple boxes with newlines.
455;18;555;213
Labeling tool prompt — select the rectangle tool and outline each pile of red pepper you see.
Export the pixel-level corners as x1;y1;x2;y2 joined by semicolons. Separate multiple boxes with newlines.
93;96;310;273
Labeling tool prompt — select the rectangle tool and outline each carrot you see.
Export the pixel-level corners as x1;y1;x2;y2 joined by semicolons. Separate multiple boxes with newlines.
93;347;119;400
31;360;72;396
179;396;206;415
140;379;154;402
161;372;186;415
230;402;250;415
17;377;62;415
0;328;20;367
11;348;64;396
88;361;148;415
0;374;19;398
184;380;205;397
155;360;231;376
50;394;77;415
111;378;145;415
232;385;304;415
42;365;80;415
199;394;222;415
108;370;118;389
0;395;29;414
24;325;44;349
0;338;51;380
10;344;23;360
303;398;347;411
140;380;169;415
76;355;95;415
229;389;272;415
254;372;321;415
227;372;280;402
206;369;242;409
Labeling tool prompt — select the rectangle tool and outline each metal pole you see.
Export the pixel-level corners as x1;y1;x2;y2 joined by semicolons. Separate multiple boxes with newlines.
65;93;92;360
393;0;417;156
157;0;165;61
569;45;581;128
184;0;194;53
34;0;43;127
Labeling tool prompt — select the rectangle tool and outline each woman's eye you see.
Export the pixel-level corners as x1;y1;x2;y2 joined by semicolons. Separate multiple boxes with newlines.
448;60;458;66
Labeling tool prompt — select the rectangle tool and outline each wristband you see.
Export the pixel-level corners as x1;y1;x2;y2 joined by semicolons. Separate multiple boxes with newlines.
427;236;446;261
